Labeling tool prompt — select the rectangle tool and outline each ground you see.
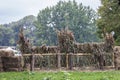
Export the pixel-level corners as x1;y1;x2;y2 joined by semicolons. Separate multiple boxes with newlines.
0;70;120;80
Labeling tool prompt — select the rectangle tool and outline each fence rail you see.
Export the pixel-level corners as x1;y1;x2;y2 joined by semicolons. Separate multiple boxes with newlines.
22;53;91;56
22;53;114;71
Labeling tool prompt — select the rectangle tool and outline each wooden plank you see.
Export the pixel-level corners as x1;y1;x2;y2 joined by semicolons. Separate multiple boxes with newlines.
23;53;91;56
22;54;31;56
72;53;91;56
23;53;57;56
40;53;57;56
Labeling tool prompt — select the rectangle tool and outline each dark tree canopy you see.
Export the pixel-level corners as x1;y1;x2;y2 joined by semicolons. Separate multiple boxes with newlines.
97;0;120;45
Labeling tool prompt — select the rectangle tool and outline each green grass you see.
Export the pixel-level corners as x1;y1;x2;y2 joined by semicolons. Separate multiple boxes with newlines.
0;71;120;80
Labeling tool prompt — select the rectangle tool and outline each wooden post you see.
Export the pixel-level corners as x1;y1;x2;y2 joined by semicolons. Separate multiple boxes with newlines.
69;53;73;70
66;54;69;69
99;54;104;70
57;52;61;69
30;53;35;71
114;48;119;70
18;56;21;71
112;52;115;68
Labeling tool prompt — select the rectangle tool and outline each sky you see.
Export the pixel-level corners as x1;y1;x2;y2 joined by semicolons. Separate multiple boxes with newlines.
0;0;101;24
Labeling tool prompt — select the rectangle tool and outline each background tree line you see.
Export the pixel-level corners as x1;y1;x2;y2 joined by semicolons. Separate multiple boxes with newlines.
2;0;117;46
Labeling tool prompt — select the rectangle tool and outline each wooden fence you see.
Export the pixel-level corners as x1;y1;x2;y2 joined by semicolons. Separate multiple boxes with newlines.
23;53;114;71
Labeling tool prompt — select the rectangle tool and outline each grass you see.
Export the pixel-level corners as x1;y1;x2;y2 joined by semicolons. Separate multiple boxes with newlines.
0;70;120;80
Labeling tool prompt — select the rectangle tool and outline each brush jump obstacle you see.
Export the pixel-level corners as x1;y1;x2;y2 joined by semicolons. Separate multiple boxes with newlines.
1;27;120;72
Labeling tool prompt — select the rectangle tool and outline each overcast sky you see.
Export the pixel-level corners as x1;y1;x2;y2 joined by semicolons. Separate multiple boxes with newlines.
0;0;101;24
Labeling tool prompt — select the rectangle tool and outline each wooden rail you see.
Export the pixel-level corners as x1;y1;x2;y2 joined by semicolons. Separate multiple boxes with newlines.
22;53;114;71
22;53;92;71
22;53;91;56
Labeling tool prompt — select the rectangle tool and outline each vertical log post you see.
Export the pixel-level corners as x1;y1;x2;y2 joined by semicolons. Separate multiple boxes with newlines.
66;54;69;69
114;48;119;70
18;56;21;71
30;53;35;71
57;52;61;69
99;54;104;70
69;53;73;70
112;52;115;68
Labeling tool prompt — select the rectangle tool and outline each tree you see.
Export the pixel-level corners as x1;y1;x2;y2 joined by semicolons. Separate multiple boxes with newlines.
0;15;36;46
0;25;14;46
97;0;120;45
35;0;99;46
34;7;55;45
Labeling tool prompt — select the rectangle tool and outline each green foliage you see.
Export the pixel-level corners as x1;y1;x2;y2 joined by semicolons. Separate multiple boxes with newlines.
35;0;99;45
115;36;120;45
97;0;120;45
0;15;36;46
0;25;14;45
0;71;120;80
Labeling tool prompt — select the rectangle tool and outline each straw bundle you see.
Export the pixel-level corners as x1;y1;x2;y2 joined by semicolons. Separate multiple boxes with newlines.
56;27;75;53
74;43;94;53
2;56;21;62
0;57;3;71
32;45;48;53
114;48;120;70
4;68;21;71
32;45;59;53
74;33;114;54
47;46;58;53
2;56;23;71
17;28;32;54
0;49;14;57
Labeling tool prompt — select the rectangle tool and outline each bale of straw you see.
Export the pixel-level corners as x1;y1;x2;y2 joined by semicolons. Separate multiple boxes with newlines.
74;42;94;53
114;48;120;70
0;56;2;63
0;57;3;71
2;56;21;63
2;56;23;71
47;46;58;53
41;45;48;53
4;68;21;72
0;65;3;71
3;63;21;68
0;63;3;68
0;57;2;67
31;46;38;53
32;45;48;54
0;49;14;57
32;46;43;53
